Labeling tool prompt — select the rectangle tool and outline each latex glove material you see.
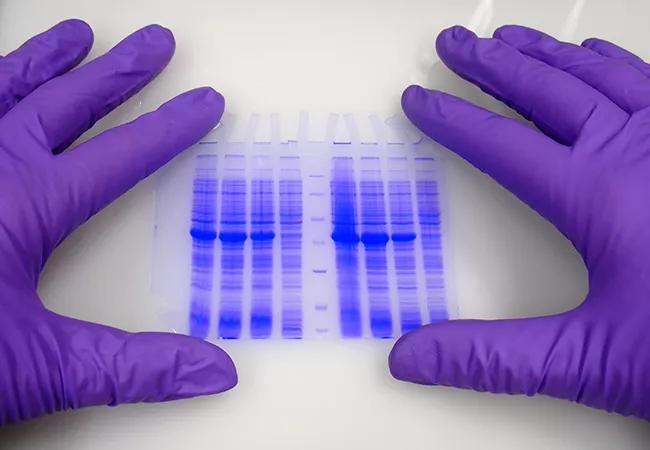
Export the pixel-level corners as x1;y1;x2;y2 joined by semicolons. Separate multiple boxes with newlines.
391;25;650;420
0;20;236;425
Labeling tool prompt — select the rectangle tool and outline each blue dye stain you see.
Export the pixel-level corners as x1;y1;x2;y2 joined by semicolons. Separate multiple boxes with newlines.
250;230;276;241
359;172;392;338
331;157;362;338
360;231;389;246
250;177;275;339
391;232;416;242
218;177;247;339
219;231;247;242
279;177;303;339
190;228;217;241
189;163;218;339
388;178;424;334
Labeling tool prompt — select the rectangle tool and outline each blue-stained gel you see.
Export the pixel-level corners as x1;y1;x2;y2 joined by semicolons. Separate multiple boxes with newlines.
250;177;275;338
359;158;392;338
189;155;218;338
280;163;303;338
184;151;446;340
415;161;447;323
331;157;362;337
388;178;422;333
218;158;247;339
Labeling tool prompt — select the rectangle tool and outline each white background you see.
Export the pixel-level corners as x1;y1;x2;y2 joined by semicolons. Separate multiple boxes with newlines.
1;0;649;448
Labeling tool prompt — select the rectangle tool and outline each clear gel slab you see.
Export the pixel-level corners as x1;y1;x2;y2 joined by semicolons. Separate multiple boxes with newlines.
152;113;456;339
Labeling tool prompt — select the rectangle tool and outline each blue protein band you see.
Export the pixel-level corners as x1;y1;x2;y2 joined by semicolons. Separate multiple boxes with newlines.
250;177;275;339
415;159;447;323
218;158;247;339
189;155;218;338
158;114;452;340
388;178;423;333
279;169;303;338
359;158;392;338
331;156;362;337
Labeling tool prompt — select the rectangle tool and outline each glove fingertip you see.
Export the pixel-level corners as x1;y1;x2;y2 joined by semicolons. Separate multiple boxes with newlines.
401;85;457;134
156;87;225;142
146;333;238;401
580;37;601;49
191;86;226;125
492;24;542;47
435;25;475;59
388;326;439;385
491;24;520;39
401;84;426;112
388;333;416;382
110;23;176;73
105;332;238;405
184;337;239;396
51;18;94;52
139;23;176;52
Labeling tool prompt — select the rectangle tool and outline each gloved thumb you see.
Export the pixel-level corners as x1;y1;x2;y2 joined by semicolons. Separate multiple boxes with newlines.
51;316;237;409
389;315;575;397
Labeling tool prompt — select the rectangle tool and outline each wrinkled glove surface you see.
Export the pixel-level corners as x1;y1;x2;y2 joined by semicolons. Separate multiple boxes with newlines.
0;19;236;425
391;25;650;420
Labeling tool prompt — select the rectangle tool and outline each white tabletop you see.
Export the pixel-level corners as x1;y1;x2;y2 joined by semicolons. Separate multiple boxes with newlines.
0;0;648;448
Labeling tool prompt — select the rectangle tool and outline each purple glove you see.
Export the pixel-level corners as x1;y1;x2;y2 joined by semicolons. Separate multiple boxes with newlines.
390;24;650;420
0;20;236;425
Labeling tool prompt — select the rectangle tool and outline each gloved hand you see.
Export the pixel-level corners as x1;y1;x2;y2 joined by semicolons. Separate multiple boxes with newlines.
0;20;236;425
390;24;650;420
